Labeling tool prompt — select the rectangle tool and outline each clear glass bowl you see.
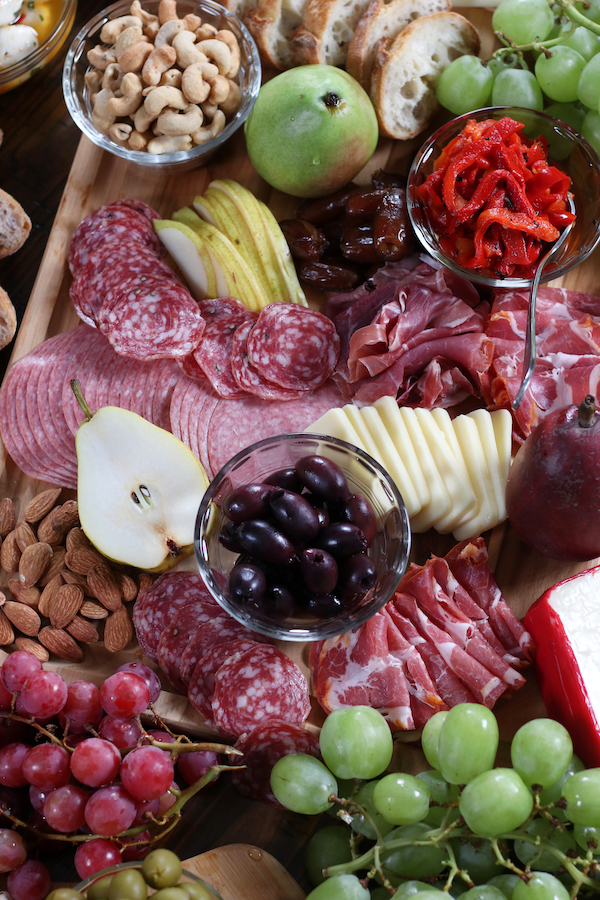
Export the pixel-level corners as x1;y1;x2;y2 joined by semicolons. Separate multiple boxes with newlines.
194;432;411;642
76;862;223;899
407;106;600;290
0;0;77;93
62;0;261;172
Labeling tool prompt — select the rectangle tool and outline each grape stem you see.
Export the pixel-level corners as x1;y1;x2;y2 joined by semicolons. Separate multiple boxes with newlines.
493;0;600;58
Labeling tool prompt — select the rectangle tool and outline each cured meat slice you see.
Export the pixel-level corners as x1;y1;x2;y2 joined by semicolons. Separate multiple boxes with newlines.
98;273;206;360
180;614;267;688
231;320;305;401
25;351;77;487
246;304;340;391
43;332;79;463
205;380;346;478
231;719;321;806
149;358;182;431
68;204;162;275
132;572;216;662
193;298;256;399
157;599;221;694
211;643;311;737
187;638;262;721
61;327;113;436
110;199;161;223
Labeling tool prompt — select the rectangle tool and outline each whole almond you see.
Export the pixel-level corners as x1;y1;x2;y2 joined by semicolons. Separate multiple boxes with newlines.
87;564;122;611
38;575;63;618
23;488;62;524
66;547;106;576
66;616;99;643
61;570;90;592
65;527;91;554
103;607;134;652
3;601;41;636
14;637;49;662
14;522;36;553
137;572;156;593
49;583;84;629
38;626;83;663
18;542;52;588
0;498;15;538
0;531;21;573
37;513;64;546
0;609;14;645
80;600;109;620
8;579;41;609
117;573;138;603
49;500;79;534
38;546;67;586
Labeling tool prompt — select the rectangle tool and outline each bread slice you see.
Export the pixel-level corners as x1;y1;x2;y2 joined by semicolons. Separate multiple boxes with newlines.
0;188;31;260
245;0;310;69
0;287;17;351
219;0;259;21
288;0;373;67
347;0;451;92
370;11;480;140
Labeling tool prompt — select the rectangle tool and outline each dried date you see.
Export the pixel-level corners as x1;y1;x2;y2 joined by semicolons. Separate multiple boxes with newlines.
373;188;413;261
279;219;329;260
296;259;361;292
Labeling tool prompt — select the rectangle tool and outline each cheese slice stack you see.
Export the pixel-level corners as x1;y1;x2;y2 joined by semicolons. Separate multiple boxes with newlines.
306;400;512;540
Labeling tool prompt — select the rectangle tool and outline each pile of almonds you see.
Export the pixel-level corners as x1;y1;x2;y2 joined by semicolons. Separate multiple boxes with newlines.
0;489;156;663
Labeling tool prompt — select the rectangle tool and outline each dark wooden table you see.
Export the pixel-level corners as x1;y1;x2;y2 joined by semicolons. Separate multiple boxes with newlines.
0;6;322;890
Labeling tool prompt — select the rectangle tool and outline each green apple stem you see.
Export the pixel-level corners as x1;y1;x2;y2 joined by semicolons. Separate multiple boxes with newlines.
71;378;94;422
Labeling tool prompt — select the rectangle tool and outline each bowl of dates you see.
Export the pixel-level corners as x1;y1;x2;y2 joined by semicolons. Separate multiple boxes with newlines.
194;433;411;641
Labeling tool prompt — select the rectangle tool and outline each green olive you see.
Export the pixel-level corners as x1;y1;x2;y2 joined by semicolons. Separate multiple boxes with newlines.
141;850;183;889
87;875;114;900
181;883;216;900
46;891;86;900
150;888;191;900
108;869;148;900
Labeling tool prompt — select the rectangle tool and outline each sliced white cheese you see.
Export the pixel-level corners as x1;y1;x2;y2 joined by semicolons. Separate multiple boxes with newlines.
397;407;452;533
372;396;429;514
452;414;498;540
466;409;507;524
491;408;513;490
305;407;367;453
358;405;422;518
414;408;477;534
343;404;384;463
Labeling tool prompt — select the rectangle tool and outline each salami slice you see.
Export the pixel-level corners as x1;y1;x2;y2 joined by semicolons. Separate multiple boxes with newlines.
110;199;161;223
231;320;305;401
68;205;162;275
62;327;113;436
25;344;77;486
187;638;262;720
193;298;256;399
150;358;182;431
180;616;266;688
211;643;311;737
98;273;206;360
44;331;79;462
157;599;221;693
231;719;321;806
246;304;340;391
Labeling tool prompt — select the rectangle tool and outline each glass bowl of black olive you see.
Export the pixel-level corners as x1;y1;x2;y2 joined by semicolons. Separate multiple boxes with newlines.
194;432;411;641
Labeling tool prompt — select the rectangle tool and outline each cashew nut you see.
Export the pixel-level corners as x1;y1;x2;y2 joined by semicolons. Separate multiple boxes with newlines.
100;14;142;44
106;72;143;116
118;39;154;72
215;30;240;79
141;44;177;85
195;23;217;40
143;84;187;116
159;67;182;87
115;24;143;60
205;73;230;105
154;18;185;46
219;79;241;115
101;61;124;91
147;133;192;153
183;13;202;32
196;39;231;76
87;44;117;70
91;87;117;133
84;69;103;102
172;30;205;68
191;109;226;145
157;0;178;24
133;103;156;133
109;122;133;144
156;103;203;135
181;62;210;104
200;98;218;119
128;129;150;150
129;0;159;40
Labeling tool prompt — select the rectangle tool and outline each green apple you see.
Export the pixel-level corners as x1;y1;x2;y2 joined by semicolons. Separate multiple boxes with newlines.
244;65;379;198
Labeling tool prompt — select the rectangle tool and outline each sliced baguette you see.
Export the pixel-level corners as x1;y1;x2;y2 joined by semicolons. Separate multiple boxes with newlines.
0;188;31;260
288;0;373;67
370;11;480;140
0;287;17;351
347;0;451;92
219;0;259;21
245;0;310;69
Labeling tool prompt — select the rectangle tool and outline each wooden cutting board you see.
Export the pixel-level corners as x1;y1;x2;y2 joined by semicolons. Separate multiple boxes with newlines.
185;844;306;900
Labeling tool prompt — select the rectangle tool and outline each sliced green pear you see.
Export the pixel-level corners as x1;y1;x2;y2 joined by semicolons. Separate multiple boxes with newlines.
73;384;209;571
190;217;265;311
154;219;218;300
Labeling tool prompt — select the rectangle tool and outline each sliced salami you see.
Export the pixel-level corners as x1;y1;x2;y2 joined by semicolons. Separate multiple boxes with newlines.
98;273;206;360
231;320;305;401
43;331;79;462
149;358;182;431
211;643;311;737
61;327;113;436
110;199;161;223
193;298;256;399
25;345;77;486
187;638;261;720
231;719;321;806
180;616;266;688
157;599;221;694
68;205;162;275
246;304;340;391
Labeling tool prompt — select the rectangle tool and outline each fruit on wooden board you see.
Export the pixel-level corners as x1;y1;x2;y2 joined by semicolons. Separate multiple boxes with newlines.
73;383;209;571
244;66;379;198
506;394;600;561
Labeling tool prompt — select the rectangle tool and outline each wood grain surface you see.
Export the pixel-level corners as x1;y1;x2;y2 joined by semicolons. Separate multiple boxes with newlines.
185;844;306;899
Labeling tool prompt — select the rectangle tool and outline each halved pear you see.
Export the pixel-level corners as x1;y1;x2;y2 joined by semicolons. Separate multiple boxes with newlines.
154;219;219;300
75;399;209;571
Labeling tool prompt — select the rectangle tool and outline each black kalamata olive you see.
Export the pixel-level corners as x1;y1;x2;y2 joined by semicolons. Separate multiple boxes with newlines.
340;553;377;600
303;493;330;529
299;548;338;595
236;519;296;566
222;483;274;523
269;489;321;543
295;455;351;503
229;563;267;604
337;493;377;546
263;467;303;492
303;590;345;618
219;521;242;553
316;522;368;559
262;584;296;618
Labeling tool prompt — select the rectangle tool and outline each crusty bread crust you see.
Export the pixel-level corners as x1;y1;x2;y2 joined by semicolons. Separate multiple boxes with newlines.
370;11;480;140
0;188;31;260
245;0;309;68
347;0;451;91
0;287;17;351
289;0;374;67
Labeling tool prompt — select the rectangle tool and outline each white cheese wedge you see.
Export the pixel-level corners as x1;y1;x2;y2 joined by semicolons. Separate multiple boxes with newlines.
305;407;367;453
491;408;513;489
358;405;422;518
397;407;452;532
466;409;506;523
414;408;477;534
452;414;498;540
372;396;429;514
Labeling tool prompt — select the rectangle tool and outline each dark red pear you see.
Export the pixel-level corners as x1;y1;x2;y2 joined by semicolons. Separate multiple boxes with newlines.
506;395;600;561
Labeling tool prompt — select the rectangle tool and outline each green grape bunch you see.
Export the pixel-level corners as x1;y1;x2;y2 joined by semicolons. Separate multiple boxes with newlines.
272;704;600;900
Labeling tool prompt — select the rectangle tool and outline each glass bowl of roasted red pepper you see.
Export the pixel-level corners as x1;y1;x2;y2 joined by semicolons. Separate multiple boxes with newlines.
407;107;600;288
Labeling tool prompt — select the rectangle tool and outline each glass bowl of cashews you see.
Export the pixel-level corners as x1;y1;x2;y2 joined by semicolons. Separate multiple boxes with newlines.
62;0;261;171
